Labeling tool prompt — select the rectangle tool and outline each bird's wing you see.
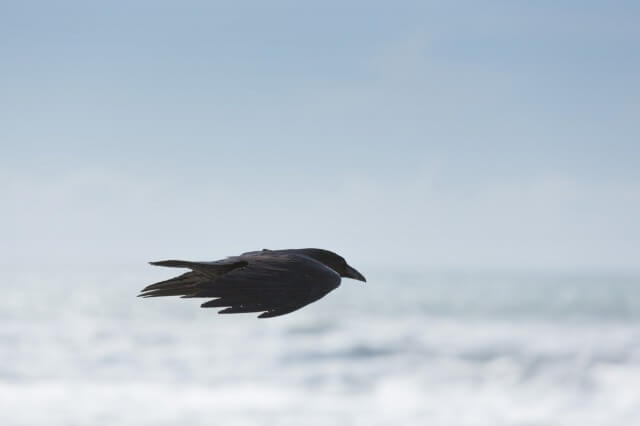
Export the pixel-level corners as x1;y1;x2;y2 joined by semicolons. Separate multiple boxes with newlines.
139;253;340;318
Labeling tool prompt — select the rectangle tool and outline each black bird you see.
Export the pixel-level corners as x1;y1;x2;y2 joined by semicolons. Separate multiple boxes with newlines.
138;248;366;318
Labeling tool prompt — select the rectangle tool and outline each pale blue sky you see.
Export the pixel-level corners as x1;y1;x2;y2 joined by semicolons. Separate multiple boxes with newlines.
2;1;639;270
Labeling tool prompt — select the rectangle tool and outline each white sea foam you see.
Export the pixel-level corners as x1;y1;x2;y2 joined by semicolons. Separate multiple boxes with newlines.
1;267;640;425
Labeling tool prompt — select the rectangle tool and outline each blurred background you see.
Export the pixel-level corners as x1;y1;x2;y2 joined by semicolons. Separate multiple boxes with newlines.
2;1;639;425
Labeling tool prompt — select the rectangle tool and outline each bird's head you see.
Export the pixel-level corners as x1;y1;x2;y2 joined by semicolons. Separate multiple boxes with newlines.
299;248;366;282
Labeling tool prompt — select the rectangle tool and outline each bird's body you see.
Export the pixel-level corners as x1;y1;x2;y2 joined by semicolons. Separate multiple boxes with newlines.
138;248;366;318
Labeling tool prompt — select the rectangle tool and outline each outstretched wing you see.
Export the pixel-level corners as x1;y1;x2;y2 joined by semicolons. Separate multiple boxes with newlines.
139;253;341;318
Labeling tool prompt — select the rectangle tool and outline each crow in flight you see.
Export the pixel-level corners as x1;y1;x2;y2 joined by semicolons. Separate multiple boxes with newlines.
138;248;366;318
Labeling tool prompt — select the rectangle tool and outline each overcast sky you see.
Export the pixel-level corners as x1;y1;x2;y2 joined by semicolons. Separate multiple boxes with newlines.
2;1;639;270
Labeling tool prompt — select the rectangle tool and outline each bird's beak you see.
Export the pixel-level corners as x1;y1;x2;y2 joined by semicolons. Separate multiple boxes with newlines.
344;264;366;282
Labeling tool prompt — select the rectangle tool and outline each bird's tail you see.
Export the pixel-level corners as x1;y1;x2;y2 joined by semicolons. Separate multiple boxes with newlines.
149;260;197;268
138;259;247;298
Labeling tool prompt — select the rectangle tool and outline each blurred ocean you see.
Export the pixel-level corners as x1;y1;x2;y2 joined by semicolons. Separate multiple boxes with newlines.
2;265;640;426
